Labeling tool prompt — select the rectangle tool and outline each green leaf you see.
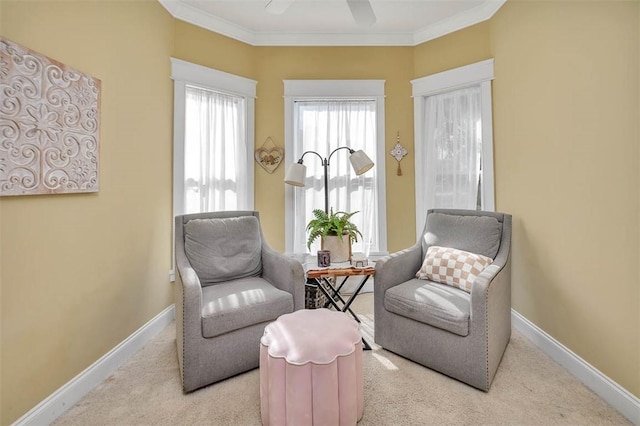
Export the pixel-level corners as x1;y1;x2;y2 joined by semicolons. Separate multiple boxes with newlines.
305;209;362;249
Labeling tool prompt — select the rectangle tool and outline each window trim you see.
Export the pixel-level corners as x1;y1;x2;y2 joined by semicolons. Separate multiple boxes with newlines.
411;59;495;238
170;57;257;219
283;80;388;256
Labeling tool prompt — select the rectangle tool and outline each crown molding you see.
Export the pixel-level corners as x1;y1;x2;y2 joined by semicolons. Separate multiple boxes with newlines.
413;0;506;45
158;0;258;45
250;32;416;47
158;0;507;47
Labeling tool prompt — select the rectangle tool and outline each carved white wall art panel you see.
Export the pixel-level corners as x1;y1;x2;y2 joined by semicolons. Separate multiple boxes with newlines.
0;37;100;196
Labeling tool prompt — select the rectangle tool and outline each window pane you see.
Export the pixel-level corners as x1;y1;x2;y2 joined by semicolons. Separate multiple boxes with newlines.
184;86;247;214
423;85;482;211
412;59;495;234
292;100;379;255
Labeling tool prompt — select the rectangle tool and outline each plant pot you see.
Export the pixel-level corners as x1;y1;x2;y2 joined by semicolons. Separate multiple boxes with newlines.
321;234;352;263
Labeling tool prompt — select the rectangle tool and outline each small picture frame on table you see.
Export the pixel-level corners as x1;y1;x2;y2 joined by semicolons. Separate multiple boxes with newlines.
317;250;331;267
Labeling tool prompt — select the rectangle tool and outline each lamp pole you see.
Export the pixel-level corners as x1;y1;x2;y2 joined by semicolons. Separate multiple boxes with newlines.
296;146;355;214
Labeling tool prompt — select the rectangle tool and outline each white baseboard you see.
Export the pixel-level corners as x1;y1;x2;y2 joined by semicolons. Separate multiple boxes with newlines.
512;309;640;424
12;305;175;426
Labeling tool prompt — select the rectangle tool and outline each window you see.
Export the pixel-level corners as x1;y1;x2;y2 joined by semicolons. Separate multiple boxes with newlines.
284;80;387;257
412;59;495;237
171;58;257;216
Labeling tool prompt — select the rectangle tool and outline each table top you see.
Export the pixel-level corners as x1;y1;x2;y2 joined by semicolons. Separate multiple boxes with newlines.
306;266;375;278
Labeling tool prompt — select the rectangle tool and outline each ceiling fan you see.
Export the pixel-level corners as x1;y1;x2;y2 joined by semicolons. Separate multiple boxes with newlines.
265;0;377;27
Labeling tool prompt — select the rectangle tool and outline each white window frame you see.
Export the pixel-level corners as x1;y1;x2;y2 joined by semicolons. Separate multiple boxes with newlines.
411;59;495;238
283;80;388;257
170;57;257;219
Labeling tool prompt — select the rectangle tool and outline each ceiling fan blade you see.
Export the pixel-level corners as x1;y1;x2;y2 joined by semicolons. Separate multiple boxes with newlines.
346;0;376;26
265;0;294;15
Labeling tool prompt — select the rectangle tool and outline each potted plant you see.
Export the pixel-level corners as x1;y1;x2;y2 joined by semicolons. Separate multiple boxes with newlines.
306;209;363;263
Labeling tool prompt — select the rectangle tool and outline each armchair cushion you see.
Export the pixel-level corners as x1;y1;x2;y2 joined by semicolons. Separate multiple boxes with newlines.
185;216;262;286
201;277;293;338
422;213;502;259
416;246;493;293
384;278;471;337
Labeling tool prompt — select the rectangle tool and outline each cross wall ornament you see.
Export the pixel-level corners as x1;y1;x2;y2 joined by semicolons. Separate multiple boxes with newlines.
389;131;408;176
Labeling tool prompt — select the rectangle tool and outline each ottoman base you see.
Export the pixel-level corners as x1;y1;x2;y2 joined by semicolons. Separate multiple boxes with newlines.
260;309;364;426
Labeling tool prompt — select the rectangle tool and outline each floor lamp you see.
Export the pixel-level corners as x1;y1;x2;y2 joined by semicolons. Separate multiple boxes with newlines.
284;147;375;214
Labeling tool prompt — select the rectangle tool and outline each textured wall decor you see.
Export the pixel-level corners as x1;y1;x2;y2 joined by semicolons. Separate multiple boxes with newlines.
0;37;101;196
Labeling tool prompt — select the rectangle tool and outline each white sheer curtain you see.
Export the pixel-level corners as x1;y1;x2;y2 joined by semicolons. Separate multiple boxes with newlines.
292;100;378;255
423;85;482;211
184;86;247;213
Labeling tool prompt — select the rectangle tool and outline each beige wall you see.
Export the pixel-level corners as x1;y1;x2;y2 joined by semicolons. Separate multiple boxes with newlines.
251;46;415;252
173;20;256;80
1;1;638;424
489;1;639;396
0;1;175;424
413;21;492;77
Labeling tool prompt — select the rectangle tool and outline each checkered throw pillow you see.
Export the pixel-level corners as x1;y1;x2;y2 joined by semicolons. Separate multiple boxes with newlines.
416;246;493;293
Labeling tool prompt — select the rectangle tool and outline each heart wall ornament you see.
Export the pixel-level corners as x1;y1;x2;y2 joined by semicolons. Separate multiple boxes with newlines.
255;137;284;174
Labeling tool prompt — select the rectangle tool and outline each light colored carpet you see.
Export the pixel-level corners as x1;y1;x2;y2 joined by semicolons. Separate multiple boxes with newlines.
54;294;629;425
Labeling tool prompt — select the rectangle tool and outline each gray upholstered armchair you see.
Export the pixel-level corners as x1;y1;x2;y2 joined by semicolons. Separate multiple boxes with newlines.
374;209;512;391
174;211;305;392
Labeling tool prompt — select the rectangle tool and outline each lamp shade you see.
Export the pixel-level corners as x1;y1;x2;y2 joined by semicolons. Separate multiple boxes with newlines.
349;149;374;175
284;162;306;186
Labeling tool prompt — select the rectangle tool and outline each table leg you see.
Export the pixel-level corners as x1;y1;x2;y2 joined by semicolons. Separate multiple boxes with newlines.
342;275;370;314
362;337;371;351
308;273;373;351
322;276;349;307
336;275;372;351
312;279;343;312
320;277;359;321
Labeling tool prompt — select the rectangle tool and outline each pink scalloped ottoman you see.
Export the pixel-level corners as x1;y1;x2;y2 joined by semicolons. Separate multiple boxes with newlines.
260;308;364;426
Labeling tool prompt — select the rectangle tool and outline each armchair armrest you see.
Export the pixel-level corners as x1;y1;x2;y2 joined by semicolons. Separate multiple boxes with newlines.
470;236;512;321
374;242;423;295
174;257;204;383
471;264;501;301
261;245;305;310
470;212;512;352
470;252;512;387
175;260;204;328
